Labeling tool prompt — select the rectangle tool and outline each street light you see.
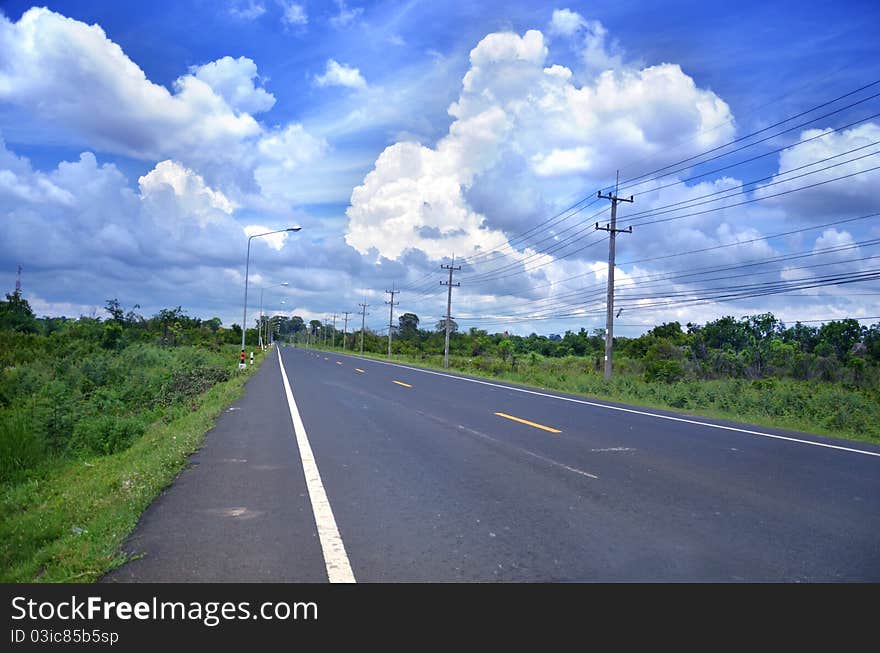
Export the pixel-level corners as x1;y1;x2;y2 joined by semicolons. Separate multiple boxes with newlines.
240;227;301;368
259;282;288;350
268;300;286;346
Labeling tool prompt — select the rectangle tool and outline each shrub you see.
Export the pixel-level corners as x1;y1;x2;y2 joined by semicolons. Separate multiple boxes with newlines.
645;359;685;383
158;366;231;406
69;415;146;456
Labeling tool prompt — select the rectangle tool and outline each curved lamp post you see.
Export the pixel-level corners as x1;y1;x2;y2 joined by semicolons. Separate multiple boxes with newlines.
240;227;300;368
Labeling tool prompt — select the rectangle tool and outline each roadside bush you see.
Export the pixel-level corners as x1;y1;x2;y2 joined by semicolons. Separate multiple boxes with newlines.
158;366;231;406
645;359;685;383
68;414;146;456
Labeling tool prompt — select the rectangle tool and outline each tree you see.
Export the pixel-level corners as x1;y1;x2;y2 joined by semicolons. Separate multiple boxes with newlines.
398;312;420;338
647;321;686;343
816;319;864;361
0;290;39;333
864;323;880;363
780;321;819;352
154;307;185;346
104;298;124;324
498;339;514;362
435;318;458;333
206;317;222;332
699;316;750;352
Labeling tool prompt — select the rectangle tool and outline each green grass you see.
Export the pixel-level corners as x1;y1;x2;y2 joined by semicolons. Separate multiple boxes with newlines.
305;344;880;445
0;350;267;583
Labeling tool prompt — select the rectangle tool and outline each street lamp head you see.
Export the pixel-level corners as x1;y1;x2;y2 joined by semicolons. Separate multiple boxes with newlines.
286;227;302;232
281;282;289;286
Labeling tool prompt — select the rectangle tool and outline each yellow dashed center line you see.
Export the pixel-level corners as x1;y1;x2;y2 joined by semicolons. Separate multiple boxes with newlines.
393;380;413;388
355;368;365;373
494;412;561;434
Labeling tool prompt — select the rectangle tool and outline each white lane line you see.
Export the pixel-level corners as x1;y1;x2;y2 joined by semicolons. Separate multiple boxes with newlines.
318;351;880;459
277;348;356;583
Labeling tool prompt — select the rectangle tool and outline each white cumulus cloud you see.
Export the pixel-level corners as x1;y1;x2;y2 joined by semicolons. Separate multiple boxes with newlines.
0;8;262;164
345;25;733;264
549;8;586;36
190;56;276;114
243;224;290;251
315;59;368;90
754;123;880;220
139;160;236;228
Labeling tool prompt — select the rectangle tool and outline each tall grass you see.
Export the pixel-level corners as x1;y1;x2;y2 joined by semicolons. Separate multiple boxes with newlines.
0;336;238;483
0;344;264;582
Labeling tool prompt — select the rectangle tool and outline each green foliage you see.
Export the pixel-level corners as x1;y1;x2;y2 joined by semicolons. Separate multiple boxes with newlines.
436;318;458;333
0;410;45;483
0;291;39;334
398;312;420;339
645;359;685;383
0;349;263;582
69;415;147;456
0;302;249;482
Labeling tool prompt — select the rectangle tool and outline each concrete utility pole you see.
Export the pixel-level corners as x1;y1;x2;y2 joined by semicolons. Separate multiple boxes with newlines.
341;311;351;350
385;288;398;357
359;301;369;354
596;172;634;381
331;313;337;348
440;255;461;369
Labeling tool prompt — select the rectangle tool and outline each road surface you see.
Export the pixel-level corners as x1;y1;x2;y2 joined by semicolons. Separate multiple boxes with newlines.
104;345;880;582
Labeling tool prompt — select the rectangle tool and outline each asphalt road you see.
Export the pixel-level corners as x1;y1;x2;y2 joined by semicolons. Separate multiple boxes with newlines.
105;345;880;582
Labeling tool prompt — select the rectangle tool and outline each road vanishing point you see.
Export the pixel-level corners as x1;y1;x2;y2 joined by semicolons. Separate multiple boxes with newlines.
104;346;880;582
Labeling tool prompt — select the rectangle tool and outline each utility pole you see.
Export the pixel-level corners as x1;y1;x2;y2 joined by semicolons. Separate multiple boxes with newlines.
385;287;398;357
331;313;337;348
359;301;369;354
15;264;22;294
596;172;633;381
341;311;351;350
440;255;461;369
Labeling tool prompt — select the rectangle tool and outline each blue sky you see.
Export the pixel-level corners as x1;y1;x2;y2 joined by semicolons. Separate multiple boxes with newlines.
1;0;878;335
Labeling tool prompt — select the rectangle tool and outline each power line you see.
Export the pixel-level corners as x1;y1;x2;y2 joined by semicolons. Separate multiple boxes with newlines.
451;211;880;310
455;241;880;322
620;139;880;222
457;269;880;329
463;159;880;289
614;80;880;194
629;163;880;228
